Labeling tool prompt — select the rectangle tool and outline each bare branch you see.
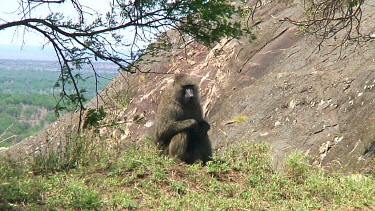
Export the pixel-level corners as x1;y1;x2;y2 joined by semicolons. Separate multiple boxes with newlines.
282;0;371;53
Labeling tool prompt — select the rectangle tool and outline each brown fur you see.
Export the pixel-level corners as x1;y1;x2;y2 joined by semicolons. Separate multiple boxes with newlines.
154;74;212;164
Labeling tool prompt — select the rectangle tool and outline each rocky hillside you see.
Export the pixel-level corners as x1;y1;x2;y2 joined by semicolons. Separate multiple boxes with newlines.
2;1;375;173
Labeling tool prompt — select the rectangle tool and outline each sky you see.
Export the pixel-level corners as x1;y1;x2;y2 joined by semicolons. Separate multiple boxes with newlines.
0;0;112;60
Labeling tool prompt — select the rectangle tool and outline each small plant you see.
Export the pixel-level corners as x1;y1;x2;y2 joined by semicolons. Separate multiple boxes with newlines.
31;133;86;174
115;93;131;110
68;185;102;210
285;152;311;182
206;158;231;176
232;116;248;123
83;106;106;129
169;181;187;195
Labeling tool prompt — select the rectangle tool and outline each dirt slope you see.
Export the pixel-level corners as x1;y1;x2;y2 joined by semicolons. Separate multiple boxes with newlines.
2;1;375;173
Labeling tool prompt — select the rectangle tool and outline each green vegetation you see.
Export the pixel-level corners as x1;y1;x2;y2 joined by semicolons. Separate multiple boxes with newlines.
82;106;107;129
0;138;373;210
0;68;116;146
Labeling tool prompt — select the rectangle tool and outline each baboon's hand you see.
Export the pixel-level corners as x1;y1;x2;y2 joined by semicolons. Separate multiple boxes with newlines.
186;119;199;129
198;121;210;133
176;119;199;132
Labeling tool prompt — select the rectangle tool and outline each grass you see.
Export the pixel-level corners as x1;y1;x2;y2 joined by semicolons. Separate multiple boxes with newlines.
0;135;374;210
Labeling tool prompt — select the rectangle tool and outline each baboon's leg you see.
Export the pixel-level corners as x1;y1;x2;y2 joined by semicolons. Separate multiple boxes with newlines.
169;133;189;162
190;133;212;164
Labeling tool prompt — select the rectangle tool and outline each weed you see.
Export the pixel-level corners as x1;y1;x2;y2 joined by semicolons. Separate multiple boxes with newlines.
285;152;311;182
206;158;231;175
83;106;106;129
232;116;248;123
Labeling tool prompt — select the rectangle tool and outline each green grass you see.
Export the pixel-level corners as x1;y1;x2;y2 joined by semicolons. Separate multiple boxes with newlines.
0;137;374;210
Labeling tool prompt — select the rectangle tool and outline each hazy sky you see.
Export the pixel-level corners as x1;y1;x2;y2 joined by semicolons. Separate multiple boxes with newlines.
0;0;112;60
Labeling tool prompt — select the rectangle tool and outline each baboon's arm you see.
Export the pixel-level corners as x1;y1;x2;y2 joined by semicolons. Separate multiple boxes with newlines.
158;119;197;141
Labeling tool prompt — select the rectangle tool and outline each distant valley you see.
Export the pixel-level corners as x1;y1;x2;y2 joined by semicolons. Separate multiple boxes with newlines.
0;59;118;147
0;58;119;73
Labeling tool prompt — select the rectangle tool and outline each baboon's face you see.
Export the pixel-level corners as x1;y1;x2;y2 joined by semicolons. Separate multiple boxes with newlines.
180;85;197;104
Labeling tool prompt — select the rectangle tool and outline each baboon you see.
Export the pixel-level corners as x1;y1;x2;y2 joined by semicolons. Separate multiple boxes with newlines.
154;74;212;164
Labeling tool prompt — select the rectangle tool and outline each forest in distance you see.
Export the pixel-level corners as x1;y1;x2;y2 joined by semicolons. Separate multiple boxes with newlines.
0;59;118;147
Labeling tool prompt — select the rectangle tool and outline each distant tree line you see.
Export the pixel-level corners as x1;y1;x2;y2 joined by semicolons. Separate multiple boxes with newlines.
0;93;58;146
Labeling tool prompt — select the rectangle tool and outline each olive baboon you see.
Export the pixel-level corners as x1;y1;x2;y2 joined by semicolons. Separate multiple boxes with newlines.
154;74;212;164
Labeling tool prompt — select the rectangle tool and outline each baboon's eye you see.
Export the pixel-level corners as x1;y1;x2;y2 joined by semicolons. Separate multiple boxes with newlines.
184;85;195;98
